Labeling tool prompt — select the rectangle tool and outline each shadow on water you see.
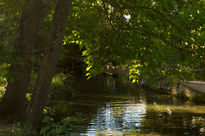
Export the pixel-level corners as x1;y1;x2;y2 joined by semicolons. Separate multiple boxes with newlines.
48;76;205;136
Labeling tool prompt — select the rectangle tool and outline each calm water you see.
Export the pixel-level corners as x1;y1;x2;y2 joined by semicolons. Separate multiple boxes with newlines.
50;76;205;136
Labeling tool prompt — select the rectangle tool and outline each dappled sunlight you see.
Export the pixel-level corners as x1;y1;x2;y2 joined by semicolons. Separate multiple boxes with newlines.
0;88;5;98
80;99;205;136
95;130;164;136
82;100;146;136
47;76;205;136
0;0;205;135
147;104;205;114
51;73;67;86
46;76;205;136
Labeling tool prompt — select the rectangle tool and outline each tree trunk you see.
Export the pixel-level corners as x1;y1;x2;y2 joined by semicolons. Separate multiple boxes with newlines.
24;0;71;130
0;0;47;119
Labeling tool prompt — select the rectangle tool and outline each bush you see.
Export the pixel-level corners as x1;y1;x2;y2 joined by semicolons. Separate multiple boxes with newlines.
40;107;70;136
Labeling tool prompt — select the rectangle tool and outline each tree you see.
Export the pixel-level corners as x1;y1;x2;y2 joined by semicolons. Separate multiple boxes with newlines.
0;0;47;119
65;0;205;83
0;0;204;132
24;0;72;130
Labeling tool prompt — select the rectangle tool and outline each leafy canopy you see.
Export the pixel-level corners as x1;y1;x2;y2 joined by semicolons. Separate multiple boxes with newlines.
62;0;205;83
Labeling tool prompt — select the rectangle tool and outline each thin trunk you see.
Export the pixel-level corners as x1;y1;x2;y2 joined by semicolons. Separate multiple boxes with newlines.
0;0;47;119
24;0;71;130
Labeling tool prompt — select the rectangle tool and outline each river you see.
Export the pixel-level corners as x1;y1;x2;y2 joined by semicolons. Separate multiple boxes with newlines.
49;76;205;136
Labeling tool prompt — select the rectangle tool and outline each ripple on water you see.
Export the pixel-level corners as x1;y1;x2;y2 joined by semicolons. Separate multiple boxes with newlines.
82;100;147;135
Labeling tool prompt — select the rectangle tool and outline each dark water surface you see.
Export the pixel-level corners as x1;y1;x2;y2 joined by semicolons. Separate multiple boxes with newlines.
49;76;205;136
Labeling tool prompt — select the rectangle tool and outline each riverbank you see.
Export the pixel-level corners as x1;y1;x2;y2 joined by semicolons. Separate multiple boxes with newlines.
146;80;205;103
0;77;205;136
182;81;205;94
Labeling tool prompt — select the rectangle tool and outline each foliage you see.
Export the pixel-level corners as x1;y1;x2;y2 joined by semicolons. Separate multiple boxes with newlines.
40;107;70;136
1;0;204;88
0;0;23;61
40;107;89;136
64;0;205;84
49;73;73;99
0;0;23;96
15;107;70;136
0;63;9;86
52;73;67;86
26;73;71;102
0;63;9;97
0;0;205;133
17;128;38;136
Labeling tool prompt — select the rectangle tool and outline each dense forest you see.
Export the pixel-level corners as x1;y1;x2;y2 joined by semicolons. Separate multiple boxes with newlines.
0;0;204;135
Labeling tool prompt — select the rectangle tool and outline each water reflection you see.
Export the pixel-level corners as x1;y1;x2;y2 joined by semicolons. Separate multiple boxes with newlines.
83;100;146;136
51;76;205;136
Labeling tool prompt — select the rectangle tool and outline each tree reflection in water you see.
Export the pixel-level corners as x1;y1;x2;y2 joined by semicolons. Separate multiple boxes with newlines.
50;76;205;136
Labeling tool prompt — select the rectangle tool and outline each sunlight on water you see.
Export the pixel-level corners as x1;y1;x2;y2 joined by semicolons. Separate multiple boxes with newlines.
51;77;205;136
82;100;146;136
